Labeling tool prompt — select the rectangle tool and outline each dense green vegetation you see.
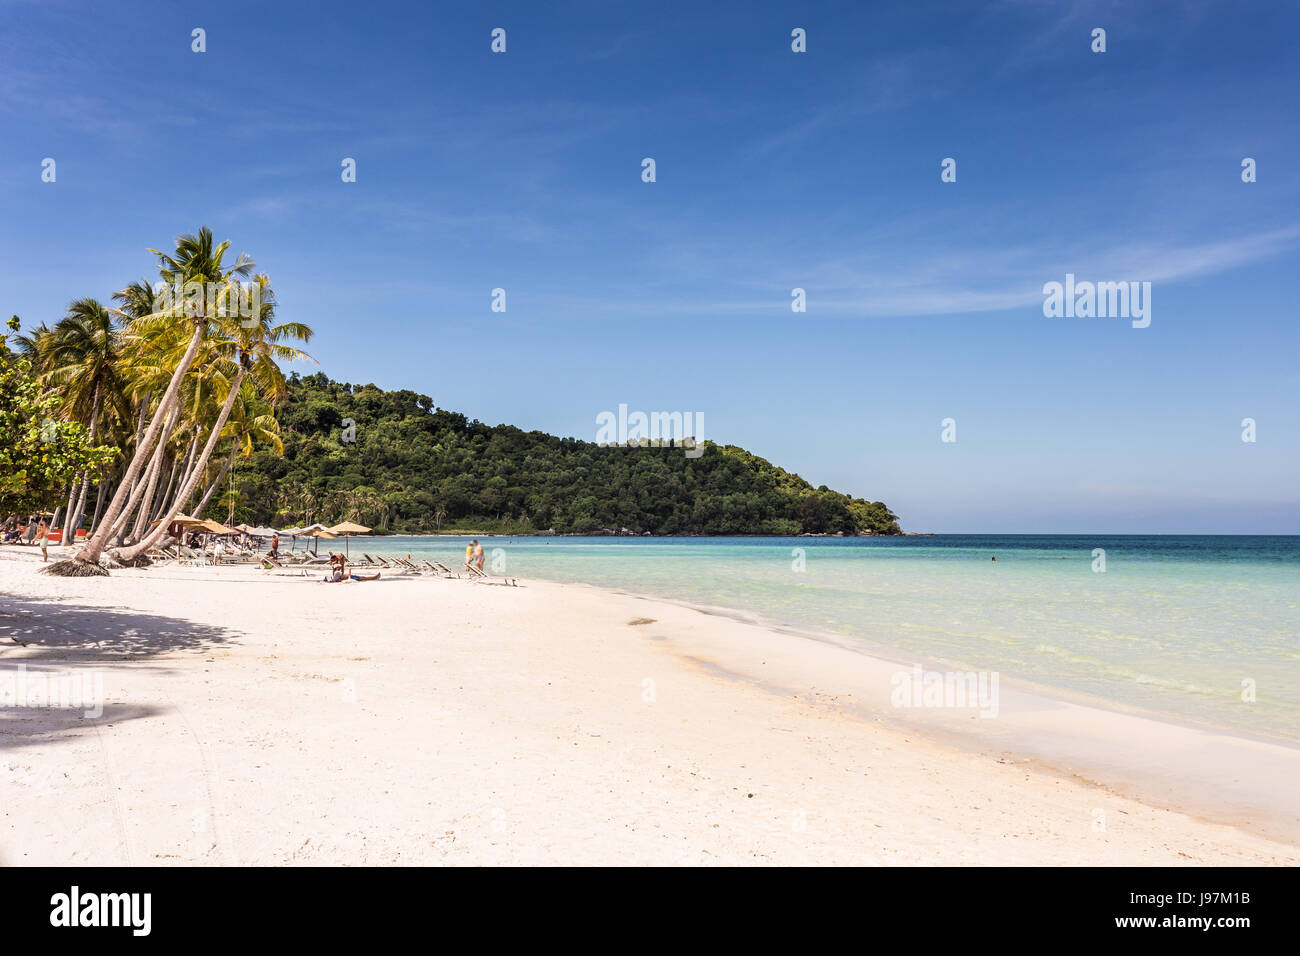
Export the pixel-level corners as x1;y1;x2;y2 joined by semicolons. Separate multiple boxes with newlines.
1;316;115;517
223;373;902;536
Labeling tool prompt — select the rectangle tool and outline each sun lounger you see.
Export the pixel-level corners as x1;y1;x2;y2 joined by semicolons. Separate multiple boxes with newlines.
175;545;205;566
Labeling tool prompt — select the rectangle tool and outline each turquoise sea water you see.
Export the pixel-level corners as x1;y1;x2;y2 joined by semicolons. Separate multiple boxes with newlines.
372;535;1300;743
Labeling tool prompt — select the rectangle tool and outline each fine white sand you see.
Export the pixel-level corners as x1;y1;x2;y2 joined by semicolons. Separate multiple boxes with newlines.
1;547;1297;866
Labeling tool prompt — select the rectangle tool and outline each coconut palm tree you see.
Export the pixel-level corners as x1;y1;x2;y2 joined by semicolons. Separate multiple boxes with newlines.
104;292;201;544
112;279;163;457
12;322;55;371
56;228;256;573
125;334;234;540
41;299;128;545
111;275;312;563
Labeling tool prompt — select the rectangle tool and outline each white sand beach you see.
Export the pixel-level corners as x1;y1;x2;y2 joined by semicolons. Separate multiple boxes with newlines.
2;547;1297;866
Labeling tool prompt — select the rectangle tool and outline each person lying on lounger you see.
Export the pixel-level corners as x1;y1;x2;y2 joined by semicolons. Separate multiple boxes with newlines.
319;552;378;582
322;568;381;582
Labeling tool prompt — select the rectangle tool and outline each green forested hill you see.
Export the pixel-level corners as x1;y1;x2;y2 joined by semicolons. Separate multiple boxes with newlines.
223;373;901;536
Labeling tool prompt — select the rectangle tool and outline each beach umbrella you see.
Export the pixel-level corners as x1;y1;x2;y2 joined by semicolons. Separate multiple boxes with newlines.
298;522;338;555
198;519;237;535
149;513;209;541
326;521;371;557
150;512;205;529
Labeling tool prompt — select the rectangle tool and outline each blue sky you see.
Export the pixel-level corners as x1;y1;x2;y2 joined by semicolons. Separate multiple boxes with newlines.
2;0;1297;532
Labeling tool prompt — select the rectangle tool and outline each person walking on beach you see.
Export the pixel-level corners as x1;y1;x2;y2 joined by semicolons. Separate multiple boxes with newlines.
35;517;49;562
472;540;485;572
465;540;476;571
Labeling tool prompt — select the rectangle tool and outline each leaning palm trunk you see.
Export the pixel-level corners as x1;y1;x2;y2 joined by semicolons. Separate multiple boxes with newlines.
63;383;104;546
154;452;182;523
171;429;202;514
64;475;91;548
148;432;189;527
121;429;166;544
133;392;150;447
65;382;104;546
88;477;109;533
115;400;179;544
61;484;78;547
192;444;239;518
113;367;248;563
118;395;151;504
145;451;177;528
130;406;184;540
71;318;208;569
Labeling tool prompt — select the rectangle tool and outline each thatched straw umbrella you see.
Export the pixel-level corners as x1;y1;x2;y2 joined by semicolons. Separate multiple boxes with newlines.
326;521;371;557
297;522;337;556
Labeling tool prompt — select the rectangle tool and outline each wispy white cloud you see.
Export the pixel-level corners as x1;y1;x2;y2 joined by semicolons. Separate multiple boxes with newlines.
526;223;1300;320
789;224;1300;317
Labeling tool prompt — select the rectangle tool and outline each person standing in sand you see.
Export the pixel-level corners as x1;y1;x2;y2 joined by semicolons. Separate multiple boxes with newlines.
35;517;49;562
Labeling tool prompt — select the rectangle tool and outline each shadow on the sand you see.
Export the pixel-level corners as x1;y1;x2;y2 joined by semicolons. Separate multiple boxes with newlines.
0;596;238;751
0;594;237;661
0;703;164;753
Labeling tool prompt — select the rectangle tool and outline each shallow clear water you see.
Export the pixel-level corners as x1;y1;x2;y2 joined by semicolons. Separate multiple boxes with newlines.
369;535;1300;742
